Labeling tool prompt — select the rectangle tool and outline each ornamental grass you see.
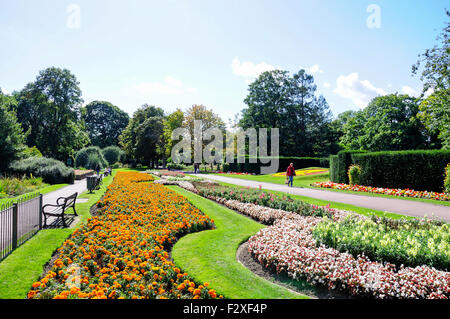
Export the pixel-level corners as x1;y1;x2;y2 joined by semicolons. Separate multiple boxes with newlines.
28;172;219;299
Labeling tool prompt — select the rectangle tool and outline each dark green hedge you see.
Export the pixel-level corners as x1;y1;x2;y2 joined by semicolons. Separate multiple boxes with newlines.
329;150;366;183
329;155;339;182
352;150;450;192
330;149;450;192
9;156;75;184
226;156;329;174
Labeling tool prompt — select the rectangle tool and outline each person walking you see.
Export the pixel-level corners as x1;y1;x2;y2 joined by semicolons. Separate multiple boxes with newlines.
194;163;199;174
286;163;296;187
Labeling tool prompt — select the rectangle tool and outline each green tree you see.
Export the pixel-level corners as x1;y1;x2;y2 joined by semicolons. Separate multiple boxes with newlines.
340;94;431;151
418;89;450;149
82;101;129;148
163;109;185;158
412;10;449;92
119;104;165;166
0;93;26;171
240;69;336;156
14;67;90;161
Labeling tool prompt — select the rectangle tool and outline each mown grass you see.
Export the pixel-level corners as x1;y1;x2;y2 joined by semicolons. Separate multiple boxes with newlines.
209;169;450;207
214;181;413;220
0;172;116;299
168;185;307;299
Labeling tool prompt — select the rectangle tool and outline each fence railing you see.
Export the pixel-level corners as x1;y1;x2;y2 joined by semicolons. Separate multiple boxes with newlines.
0;193;43;262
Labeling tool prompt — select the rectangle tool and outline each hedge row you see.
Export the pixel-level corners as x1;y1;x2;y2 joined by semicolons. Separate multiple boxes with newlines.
330;150;450;192
224;156;329;174
9;157;75;184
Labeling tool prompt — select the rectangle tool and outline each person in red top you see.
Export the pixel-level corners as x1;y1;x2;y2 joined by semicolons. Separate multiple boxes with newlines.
286;163;296;187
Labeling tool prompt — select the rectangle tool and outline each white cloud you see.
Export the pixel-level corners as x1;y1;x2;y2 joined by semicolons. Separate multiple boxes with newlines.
323;82;331;89
401;85;418;96
231;57;277;79
126;76;197;96
0;87;10;95
333;72;386;108
307;64;324;74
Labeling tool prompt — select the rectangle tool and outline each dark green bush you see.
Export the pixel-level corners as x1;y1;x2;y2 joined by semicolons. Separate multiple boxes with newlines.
352;150;450;192
9;156;75;184
102;146;124;165
329;155;339;182
75;146;108;169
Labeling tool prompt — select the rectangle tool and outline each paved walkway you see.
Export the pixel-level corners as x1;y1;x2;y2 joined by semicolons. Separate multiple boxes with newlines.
42;179;88;207
202;175;450;222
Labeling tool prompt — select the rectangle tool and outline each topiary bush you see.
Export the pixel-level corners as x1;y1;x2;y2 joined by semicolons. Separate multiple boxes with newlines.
102;146;124;165
75;146;108;169
9;156;75;184
445;163;450;193
348;164;361;185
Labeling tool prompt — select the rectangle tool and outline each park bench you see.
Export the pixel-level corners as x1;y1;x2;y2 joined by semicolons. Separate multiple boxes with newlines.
42;192;78;228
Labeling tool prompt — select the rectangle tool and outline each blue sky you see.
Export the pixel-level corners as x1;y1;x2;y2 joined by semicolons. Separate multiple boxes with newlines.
0;0;448;123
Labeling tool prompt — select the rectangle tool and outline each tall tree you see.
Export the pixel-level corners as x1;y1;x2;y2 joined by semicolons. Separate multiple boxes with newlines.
82;101;129;148
14;67;90;160
418;89;450;149
119;104;165;166
340;94;431;151
163;109;185;159
0;93;26;172
240;69;336;156
412;10;449;92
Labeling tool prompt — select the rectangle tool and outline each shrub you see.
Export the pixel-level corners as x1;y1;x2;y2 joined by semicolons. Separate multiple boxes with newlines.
167;162;184;170
352;150;450;192
348;164;361;185
0;176;45;197
445;163;450;193
75;146;108;169
86;153;104;170
101;146;124;165
21;146;43;159
9;157;75;184
329;150;366;183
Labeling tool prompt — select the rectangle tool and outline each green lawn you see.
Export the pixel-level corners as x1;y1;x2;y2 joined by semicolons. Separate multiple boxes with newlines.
168;185;307;299
0;183;69;207
213;181;413;220
208;168;450;207
0;172;115;299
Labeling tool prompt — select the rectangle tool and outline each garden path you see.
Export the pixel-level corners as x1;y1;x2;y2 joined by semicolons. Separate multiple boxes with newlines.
201;174;450;222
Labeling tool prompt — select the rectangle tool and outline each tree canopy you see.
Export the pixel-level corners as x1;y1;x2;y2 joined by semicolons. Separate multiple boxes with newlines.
14;67;90;161
239;69;337;157
82;101;129;148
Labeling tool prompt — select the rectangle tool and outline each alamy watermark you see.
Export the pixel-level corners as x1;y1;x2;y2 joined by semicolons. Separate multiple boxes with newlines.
66;4;81;29
367;4;381;29
171;121;280;174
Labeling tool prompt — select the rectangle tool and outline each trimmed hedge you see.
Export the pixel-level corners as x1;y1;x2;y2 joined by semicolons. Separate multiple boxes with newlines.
9;157;75;184
352;150;450;192
330;149;450;192
226;156;329;174
330;150;364;184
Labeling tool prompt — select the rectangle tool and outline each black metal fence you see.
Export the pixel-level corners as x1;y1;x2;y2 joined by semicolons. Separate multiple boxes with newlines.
0;193;43;262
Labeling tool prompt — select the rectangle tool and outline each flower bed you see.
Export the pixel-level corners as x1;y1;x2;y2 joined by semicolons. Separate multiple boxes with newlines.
173;181;450;299
312;215;449;271
248;215;450;299
28;172;219;299
193;183;335;219
312;181;450;201
215;172;256;175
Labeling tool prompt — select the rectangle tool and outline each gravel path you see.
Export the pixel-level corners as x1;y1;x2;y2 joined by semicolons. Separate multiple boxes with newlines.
202;174;450;222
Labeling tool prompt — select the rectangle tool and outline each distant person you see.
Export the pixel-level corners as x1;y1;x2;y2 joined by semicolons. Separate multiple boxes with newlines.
194;163;199;174
95;164;100;176
286;163;296;187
